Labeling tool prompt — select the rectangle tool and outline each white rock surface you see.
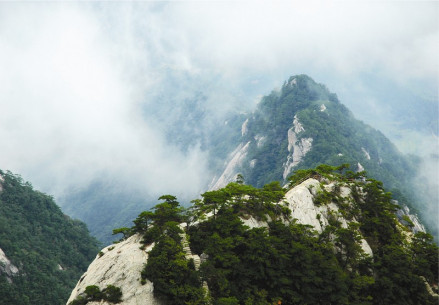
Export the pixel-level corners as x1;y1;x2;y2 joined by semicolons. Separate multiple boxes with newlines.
0;173;4;192
241;215;269;229
361;147;371;160
66;235;162;305
210;141;251;190
320;104;327;112
284;179;324;232
397;205;426;233
254;135;266;148
283;179;373;256
283;116;313;179
241;118;249;137
292;115;305;134
360;238;373;257
0;247;19;283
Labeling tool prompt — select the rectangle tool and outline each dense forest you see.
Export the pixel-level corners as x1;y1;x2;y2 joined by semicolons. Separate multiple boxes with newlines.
114;165;438;305
0;170;99;305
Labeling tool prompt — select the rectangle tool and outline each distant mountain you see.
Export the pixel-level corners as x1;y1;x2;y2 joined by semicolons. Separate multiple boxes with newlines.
0;170;99;305
60;181;149;245
60;74;435;244
209;75;433;234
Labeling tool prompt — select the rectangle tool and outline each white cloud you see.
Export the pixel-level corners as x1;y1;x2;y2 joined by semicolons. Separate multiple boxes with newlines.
0;1;437;206
0;3;208;199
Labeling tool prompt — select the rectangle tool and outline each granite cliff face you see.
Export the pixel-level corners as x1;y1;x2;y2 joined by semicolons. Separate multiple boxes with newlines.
0;247;19;284
67;234;162;305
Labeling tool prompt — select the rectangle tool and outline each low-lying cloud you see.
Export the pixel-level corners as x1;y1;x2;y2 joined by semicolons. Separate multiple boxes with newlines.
0;2;437;218
0;3;209;201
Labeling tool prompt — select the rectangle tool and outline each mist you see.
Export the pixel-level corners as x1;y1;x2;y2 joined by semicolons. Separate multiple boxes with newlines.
0;2;437;228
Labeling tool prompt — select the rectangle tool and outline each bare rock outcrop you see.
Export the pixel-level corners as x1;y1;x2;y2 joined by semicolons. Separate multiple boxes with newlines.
210;141;251;190
283;116;313;179
0;247;19;283
66;235;162;305
284;178;373;257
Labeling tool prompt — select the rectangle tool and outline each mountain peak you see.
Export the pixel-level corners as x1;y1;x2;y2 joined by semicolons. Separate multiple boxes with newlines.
281;74;339;104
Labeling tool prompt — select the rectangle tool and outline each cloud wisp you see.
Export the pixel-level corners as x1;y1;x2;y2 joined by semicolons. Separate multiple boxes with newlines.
0;2;437;214
0;3;209;202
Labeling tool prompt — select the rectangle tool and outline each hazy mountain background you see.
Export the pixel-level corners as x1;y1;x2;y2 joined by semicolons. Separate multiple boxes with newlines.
0;2;437;242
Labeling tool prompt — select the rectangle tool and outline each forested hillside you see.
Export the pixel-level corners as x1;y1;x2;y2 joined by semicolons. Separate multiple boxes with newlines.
210;75;432;235
72;165;438;305
0;170;99;305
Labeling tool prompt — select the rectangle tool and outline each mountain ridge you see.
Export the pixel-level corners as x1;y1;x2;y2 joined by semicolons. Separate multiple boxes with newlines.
68;165;438;304
208;74;432;234
0;169;99;305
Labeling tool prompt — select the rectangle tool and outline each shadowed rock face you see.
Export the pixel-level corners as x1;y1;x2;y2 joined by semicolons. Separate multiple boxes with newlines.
66;235;162;305
0;248;19;283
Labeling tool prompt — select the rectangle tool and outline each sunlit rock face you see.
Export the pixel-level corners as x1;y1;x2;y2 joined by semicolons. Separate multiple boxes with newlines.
283;178;373;256
396;205;426;234
66;234;162;305
283;115;313;180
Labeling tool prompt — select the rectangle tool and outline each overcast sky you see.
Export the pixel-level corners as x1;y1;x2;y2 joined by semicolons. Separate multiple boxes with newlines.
0;1;437;204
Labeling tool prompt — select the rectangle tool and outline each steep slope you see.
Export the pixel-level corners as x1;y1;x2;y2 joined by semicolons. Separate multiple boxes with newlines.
209;75;431;233
211;75;415;190
60;182;149;245
69;166;438;305
67;234;161;305
0;170;99;305
57;74;432;245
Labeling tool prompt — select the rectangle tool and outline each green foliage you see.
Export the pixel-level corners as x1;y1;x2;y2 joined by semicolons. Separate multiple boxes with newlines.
151;195;184;229
410;232;439;284
0;170;99;305
112;195;186;245
216;297;240;305
133;211;154;233
195;181;287;223
102;285;123;303
112;227;132;240
69;284;122;304
183;166;437;304
209;75;429;237
141;217;206;304
84;285;102;301
121;165;437;305
313;188;334;206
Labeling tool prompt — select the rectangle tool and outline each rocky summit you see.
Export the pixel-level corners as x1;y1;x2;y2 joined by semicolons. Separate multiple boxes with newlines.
67;165;438;305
